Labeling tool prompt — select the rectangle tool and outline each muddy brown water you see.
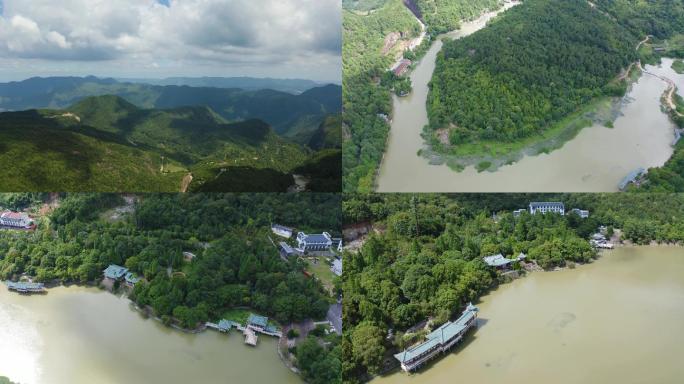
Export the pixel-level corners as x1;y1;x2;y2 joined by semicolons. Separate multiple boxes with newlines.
376;4;678;192
373;246;684;384
0;285;300;384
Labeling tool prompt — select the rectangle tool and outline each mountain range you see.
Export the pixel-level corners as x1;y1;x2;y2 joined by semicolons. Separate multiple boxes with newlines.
0;76;341;138
0;77;341;192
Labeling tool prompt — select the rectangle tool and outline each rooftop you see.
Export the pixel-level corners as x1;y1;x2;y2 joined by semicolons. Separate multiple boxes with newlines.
394;304;478;363
299;232;332;243
279;242;294;253
248;313;268;328
530;202;564;208
124;272;140;284
103;264;128;279
483;254;513;267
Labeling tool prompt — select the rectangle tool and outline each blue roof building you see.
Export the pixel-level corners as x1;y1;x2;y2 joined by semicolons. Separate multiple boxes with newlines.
297;232;333;252
394;304;479;372
279;242;297;258
124;272;141;286
248;313;269;330
483;254;513;269
103;265;128;280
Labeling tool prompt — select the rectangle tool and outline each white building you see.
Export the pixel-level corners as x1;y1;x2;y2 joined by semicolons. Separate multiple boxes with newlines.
297;232;333;252
513;209;526;217
529;202;565;215
0;211;34;228
271;224;293;238
569;208;589;218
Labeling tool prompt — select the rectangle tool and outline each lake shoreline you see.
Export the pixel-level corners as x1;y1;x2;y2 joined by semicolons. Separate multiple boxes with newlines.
1;279;302;378
367;240;681;382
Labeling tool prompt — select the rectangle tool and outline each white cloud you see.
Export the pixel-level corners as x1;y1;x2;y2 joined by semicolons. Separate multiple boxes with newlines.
0;0;341;81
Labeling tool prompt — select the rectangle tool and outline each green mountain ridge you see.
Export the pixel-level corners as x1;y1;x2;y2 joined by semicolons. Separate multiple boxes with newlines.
0;77;341;137
0;95;340;192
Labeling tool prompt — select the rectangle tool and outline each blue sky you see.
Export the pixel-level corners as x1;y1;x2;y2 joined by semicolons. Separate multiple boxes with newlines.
0;0;341;82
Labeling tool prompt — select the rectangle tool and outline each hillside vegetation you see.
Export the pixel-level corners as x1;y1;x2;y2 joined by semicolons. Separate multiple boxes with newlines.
342;193;684;383
427;0;637;155
0;95;339;192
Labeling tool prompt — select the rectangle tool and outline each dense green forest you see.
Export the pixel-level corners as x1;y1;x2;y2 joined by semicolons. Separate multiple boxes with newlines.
0;193;341;325
343;0;499;192
296;334;343;384
0;193;342;382
427;0;637;152
415;0;500;35
0;96;340;192
343;0;420;192
342;193;684;383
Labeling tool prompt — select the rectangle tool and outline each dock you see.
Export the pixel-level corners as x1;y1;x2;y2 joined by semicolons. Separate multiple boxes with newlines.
4;281;46;293
206;313;282;346
243;327;258;346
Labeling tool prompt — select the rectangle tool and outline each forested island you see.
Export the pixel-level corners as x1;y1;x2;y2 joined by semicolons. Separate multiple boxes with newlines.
342;193;684;383
0;193;341;383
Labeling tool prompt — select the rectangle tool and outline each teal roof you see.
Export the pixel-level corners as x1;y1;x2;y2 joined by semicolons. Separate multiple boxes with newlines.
5;281;44;290
218;319;233;331
394;304;478;363
124;272;140;284
248;313;268;328
103;264;128;279
483;254;512;267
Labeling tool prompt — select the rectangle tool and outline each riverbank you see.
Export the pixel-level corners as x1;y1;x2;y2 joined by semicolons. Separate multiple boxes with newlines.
373;245;684;384
378;50;676;191
420;37;652;172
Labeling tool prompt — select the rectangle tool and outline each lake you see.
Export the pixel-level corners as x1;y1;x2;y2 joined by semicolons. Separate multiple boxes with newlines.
377;3;679;192
373;246;684;384
0;286;300;384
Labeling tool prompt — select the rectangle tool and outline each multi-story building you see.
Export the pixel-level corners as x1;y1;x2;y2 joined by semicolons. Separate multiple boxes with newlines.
394;304;479;372
529;202;565;215
0;211;34;228
297;232;333;252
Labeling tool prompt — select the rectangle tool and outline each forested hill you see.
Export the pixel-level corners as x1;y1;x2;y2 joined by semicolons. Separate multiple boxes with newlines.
0;95;319;192
427;0;637;148
342;193;684;382
0;76;341;136
343;0;420;192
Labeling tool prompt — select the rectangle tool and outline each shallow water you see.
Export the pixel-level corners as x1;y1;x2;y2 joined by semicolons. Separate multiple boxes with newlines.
373;246;684;384
0;286;300;384
377;8;678;192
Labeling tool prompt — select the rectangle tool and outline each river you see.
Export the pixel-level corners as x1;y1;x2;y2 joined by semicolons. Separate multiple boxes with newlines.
0;286;301;384
377;2;679;192
373;246;684;384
